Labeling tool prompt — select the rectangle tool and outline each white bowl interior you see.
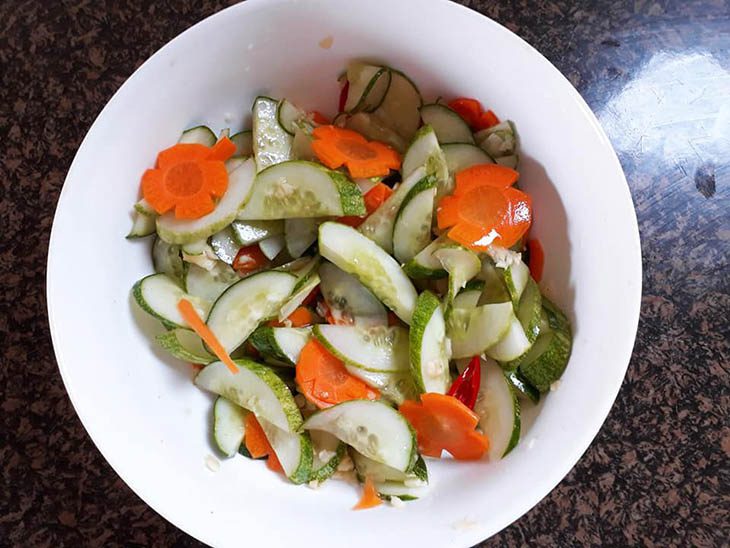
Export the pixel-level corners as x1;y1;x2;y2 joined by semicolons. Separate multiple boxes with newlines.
48;0;641;546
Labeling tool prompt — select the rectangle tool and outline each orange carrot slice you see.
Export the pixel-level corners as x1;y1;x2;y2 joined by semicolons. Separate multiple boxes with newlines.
353;477;382;510
177;299;238;375
268;306;315;328
400;393;489;460
244;414;283;473
311;125;400;178
295;340;379;408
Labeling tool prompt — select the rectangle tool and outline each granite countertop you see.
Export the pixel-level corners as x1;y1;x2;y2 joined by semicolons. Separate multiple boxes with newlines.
1;0;728;546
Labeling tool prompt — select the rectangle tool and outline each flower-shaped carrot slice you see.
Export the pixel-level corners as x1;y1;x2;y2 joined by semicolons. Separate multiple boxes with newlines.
399;393;489;460
141;137;236;219
311;125;401;178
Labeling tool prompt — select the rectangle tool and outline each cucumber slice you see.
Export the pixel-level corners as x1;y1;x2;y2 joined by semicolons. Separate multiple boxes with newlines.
359;166;428;253
237;161;365;220
345;63;391;113
503;260;530;307
345;112;408;152
441;143;494;175
258;234;286;260
345;369;417;406
419;104;474;144
291;127;316;161
252;96;292;171
132;273;209;330
278;272;319;321
372;69;422;141
213;397;248;457
449;301;514;358
504;369;540;404
309;431;346;483
478;258;512;305
206;271;298;352
276;99;306;135
127;210;156;238
495;154;519;169
184;262;240;303
319;222;418;324
156;158;256;244
453;281;484;309
314;325;409;372
485;315;532;362
285;218;319;258
195;359;302;432
373;481;429;501
249;327;311;366
258;418;313;484
515;277;542;344
409;291;450;394
517;299;572;392
178;125;216;146
402;125;449;187
209;227;241;265
151;237;184;284
402;235;450;279
181;239;209;256
230;130;253;157
231;219;284;245
392;185;436;264
155;329;215;364
134;198;156;216
433;246;481;314
302;400;417;472
319;262;388;327
351;451;428;484
475;121;518;159
474;358;520;460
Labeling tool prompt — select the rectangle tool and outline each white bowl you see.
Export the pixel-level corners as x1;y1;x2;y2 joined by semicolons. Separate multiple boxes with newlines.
47;0;641;545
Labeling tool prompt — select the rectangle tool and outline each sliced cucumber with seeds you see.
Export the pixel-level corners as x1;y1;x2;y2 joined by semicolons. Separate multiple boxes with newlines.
252;96;292;171
449;301;514;359
249;327;311;366
238;161;365;220
309;431;346;483
231;130;253;157
178;125;216;146
346;369;417;406
359;166;428;253
195;359;302;432
156;158;256;244
485;314;532;362
319;262;387;327
259;417;313;484
132;273;209;330
319;222;418;324
517;299;572;392
184;262;240;303
278;272;319;321
285;218;319;258
345;63;392;113
402;235;450;279
302;400;417;472
433;245;481;315
371;69;422;141
314;325;409;372
127;210;156;238
474;358;521;460
258;234;286;260
156;329;215;364
209;227;241;265
392;177;437;263
276;99;306;135
206;270;297;353
213;397;248;457
419;104;474;144
402;125;449;187
442;143;494;175
152;237;184;284
409;291;450;394
345;112;407;152
231;219;284;245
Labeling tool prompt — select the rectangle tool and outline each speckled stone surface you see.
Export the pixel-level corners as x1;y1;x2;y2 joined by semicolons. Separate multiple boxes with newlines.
1;0;728;546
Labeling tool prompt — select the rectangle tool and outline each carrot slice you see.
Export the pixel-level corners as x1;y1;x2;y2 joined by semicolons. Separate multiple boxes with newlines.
295;340;379;408
206;136;236;162
177;299;238;375
244;414;283;473
353;477;382;510
399;393;489;460
527;239;544;282
447;98;483;127
269;306;315;328
310;111;331;125
453;164;519;195
311;125;401;178
156;143;210;170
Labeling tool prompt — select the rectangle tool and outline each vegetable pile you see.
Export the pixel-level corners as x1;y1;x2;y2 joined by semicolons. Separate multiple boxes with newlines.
128;61;572;507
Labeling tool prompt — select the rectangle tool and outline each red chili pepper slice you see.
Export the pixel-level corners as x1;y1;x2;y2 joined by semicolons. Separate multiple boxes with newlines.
447;356;481;410
338;80;350;113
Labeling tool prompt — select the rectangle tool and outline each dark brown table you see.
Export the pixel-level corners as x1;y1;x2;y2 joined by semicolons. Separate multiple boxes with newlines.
1;1;728;546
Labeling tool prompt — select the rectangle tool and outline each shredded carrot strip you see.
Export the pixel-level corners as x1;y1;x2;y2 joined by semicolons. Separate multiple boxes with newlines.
177;299;238;375
353;477;382;510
